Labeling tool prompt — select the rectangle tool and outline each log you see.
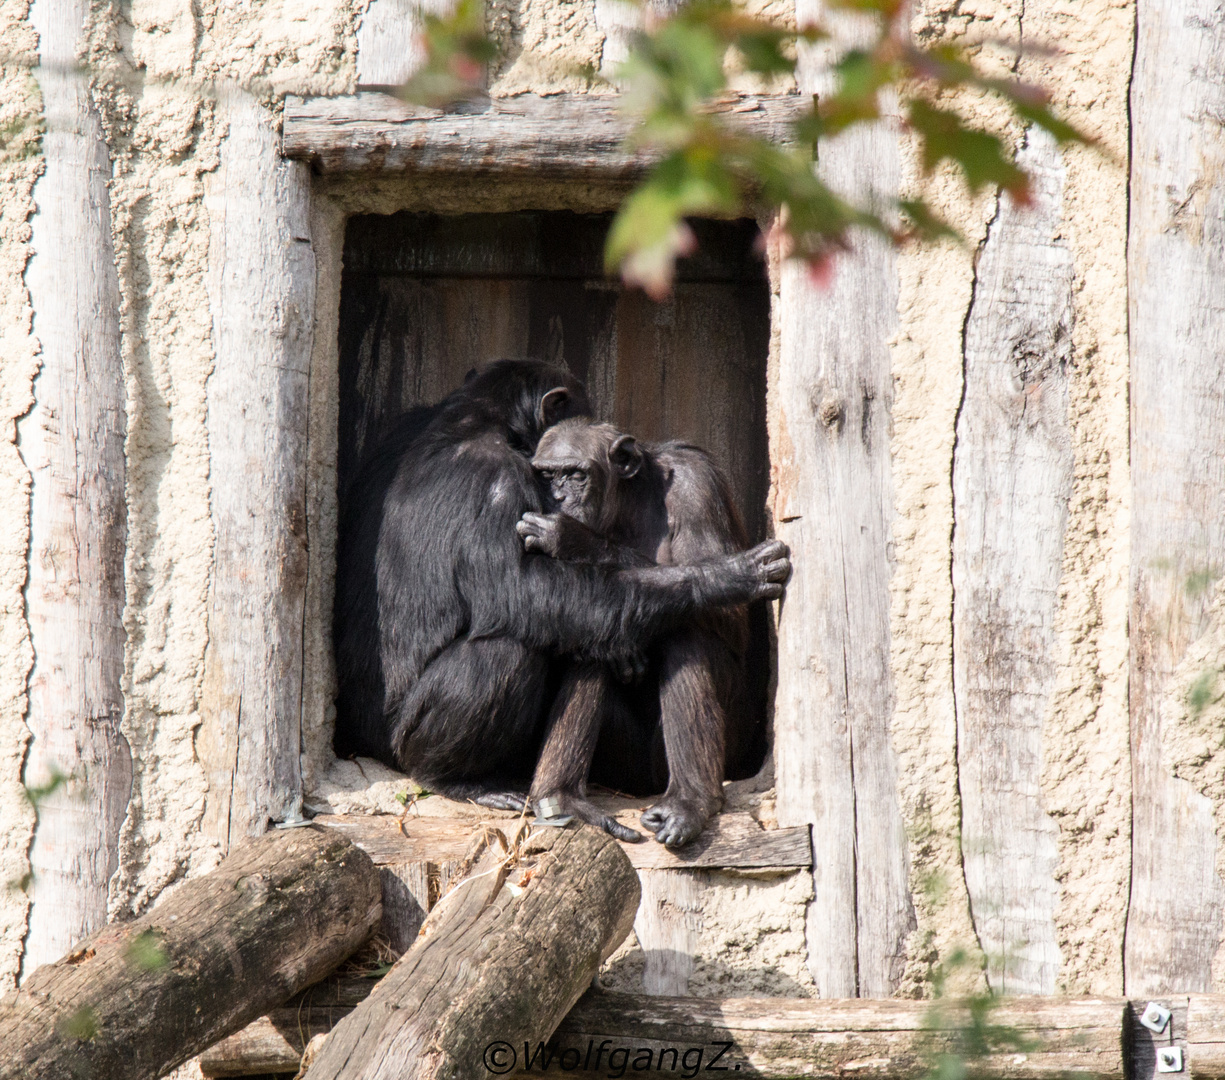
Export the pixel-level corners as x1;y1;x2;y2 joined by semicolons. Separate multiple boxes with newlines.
282;91;808;177
0;827;381;1080
17;0;131;978
1124;0;1225;995
300;823;641;1080
772;1;914;998
543;991;1127;1079
203;811;810;1067
952;127;1074;995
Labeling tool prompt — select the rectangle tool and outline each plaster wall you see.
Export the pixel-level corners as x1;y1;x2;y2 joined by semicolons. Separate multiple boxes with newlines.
0;0;1200;1008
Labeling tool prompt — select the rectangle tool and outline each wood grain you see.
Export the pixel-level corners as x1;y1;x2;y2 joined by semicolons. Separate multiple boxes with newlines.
952;129;1073;995
356;0;431;88
199;988;1133;1078
543;991;1127;1078
199;977;376;1077
635;870;702;996
300;825;641;1080
314;812;811;871
1124;0;1225;995
198;90;315;848
1189;995;1225;1079
17;0;131;979
0;829;381;1080
772;11;913;997
282;91;808;177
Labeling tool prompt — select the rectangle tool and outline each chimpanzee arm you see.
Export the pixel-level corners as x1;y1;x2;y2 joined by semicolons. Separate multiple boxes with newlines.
460;465;786;660
467;533;788;661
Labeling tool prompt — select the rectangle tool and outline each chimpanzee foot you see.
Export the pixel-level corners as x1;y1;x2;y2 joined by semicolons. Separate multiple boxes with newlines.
641;798;715;849
534;791;646;844
426;779;529;813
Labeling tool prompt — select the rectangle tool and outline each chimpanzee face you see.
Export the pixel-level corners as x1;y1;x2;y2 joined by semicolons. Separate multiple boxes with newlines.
533;420;613;529
539;466;596;524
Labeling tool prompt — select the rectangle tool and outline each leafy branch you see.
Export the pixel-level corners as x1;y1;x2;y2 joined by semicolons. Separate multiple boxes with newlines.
402;0;1091;296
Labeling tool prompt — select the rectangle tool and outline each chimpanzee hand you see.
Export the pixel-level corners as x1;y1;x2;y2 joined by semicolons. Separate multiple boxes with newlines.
516;511;603;560
734;540;792;601
534;791;646;844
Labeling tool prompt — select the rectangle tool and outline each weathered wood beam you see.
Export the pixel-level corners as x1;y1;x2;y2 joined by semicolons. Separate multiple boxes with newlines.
952;128;1074;995
197;87;316;847
773;3;913;998
1124;0;1225;995
200;985;1136;1079
17;0;131;979
282;92;809;177
315;811;812;870
546;992;1126;1079
0;828;381;1080
300;824;641;1080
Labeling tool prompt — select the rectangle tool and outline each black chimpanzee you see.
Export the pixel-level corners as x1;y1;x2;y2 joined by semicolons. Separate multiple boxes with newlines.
517;418;773;847
333;360;790;835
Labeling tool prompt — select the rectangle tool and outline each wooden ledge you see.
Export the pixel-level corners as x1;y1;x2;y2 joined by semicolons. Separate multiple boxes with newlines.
313;810;812;870
282;91;809;177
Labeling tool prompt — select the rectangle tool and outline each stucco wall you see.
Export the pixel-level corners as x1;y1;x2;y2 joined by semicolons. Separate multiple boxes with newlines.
1;0;1213;1009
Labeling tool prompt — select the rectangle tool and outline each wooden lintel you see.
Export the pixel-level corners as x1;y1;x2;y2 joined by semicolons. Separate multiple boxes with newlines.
281;92;809;177
313;811;812;871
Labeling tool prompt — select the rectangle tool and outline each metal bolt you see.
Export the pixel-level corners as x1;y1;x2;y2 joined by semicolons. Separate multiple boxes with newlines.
1141;1002;1172;1034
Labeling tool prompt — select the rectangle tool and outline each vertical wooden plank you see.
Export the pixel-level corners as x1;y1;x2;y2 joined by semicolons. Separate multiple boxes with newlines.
952;129;1073;996
17;0;131;978
634;870;702;995
197;90;315;847
1125;0;1225;996
772;8;914;996
356;0;440;88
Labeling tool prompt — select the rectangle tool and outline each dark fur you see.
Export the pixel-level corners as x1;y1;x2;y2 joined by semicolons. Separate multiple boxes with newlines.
333;360;789;812
520;419;775;846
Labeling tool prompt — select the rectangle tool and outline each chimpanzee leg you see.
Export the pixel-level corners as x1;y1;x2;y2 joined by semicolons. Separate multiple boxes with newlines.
390;637;551;811
530;663;646;843
640;629;733;848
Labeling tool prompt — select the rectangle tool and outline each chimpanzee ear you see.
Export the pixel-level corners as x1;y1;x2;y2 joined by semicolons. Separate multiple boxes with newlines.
609;434;642;479
537;387;571;429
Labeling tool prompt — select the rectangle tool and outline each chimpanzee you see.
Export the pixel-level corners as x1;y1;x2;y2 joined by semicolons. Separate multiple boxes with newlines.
517;418;773;847
333;360;790;836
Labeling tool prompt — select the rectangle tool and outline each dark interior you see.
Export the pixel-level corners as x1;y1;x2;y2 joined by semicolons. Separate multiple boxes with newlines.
336;210;771;541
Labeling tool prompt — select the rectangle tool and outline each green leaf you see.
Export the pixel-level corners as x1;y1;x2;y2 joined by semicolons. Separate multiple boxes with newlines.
606;150;742;297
